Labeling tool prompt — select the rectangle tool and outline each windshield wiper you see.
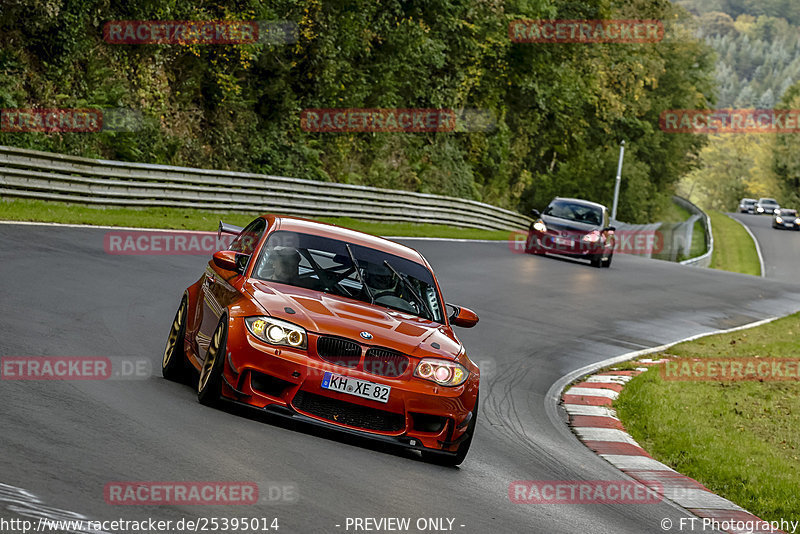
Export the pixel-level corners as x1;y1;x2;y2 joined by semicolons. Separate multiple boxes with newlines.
346;243;374;304
383;260;432;320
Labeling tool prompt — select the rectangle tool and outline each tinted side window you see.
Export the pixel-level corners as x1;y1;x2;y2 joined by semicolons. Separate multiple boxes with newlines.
229;218;267;255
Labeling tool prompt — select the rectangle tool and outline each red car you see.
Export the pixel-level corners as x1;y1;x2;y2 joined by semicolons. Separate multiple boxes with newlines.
162;215;480;465
526;197;615;268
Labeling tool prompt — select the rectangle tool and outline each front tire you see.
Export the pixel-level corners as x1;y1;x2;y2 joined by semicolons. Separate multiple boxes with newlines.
198;316;227;406
590;254;603;268
601;253;613;268
163;296;189;382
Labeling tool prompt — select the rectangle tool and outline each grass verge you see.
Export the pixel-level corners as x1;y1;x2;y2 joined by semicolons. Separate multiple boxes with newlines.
0;198;510;240
614;312;800;522
709;211;761;275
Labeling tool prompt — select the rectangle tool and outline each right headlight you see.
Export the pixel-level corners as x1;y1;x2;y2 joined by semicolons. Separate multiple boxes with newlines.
533;219;547;232
776;216;784;223
414;358;469;387
245;316;307;349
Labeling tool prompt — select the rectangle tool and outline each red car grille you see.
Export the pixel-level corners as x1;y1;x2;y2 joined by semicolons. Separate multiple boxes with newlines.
316;336;361;367
292;391;405;432
363;348;409;378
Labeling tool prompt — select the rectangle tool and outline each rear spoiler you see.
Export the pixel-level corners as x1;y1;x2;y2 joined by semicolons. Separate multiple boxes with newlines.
218;221;244;237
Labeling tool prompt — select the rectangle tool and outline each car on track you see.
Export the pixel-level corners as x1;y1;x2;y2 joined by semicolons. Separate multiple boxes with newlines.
525;197;616;268
162;215;480;465
738;198;757;213
755;198;780;215
772;208;800;230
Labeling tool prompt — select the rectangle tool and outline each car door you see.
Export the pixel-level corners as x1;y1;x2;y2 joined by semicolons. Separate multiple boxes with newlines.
197;218;268;355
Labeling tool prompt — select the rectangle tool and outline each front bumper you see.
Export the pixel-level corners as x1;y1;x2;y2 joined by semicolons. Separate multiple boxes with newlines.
529;230;610;258
220;322;478;453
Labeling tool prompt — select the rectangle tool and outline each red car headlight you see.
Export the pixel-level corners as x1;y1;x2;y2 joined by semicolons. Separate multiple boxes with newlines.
414;358;469;387
245;316;307;350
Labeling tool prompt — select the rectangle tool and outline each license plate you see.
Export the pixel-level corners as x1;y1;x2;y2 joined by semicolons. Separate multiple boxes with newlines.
321;372;390;403
554;236;573;246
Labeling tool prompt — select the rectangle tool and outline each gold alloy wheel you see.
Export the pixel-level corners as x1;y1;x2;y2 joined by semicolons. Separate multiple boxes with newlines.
163;299;186;370
198;322;222;393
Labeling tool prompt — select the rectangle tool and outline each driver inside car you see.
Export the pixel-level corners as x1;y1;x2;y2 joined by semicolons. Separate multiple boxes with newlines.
269;246;302;285
361;262;397;295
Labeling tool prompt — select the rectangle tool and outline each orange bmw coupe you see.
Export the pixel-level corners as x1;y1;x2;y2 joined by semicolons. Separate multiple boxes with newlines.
162;215;480;465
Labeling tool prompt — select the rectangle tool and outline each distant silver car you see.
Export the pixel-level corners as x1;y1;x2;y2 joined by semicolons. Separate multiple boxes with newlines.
738;198;756;213
756;198;780;215
773;209;799;230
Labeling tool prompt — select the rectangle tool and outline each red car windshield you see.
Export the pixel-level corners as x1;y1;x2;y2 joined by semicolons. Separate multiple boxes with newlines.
252;231;445;323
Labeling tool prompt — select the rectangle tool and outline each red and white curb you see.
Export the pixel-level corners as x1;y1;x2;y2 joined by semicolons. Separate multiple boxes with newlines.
562;360;784;534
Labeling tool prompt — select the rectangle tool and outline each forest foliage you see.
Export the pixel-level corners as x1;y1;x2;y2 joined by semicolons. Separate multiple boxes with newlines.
0;0;716;222
675;0;800;210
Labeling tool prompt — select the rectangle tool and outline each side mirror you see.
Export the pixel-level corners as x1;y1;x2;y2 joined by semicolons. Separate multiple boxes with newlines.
605;226;616;232
213;250;248;274
447;304;479;328
530;209;541;218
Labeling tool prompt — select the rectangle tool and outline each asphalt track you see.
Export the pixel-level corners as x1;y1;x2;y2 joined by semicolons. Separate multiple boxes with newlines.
1;221;799;534
728;212;799;282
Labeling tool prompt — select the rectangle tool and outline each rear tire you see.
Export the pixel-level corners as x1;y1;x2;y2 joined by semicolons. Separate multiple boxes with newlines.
162;296;189;382
422;394;478;467
198;316;227;407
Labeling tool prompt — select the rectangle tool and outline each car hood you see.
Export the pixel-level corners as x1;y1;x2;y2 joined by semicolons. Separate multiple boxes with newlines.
541;214;600;233
244;280;462;359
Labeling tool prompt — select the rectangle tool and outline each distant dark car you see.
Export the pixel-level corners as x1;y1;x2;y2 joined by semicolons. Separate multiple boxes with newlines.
756;198;780;214
773;209;799;230
738;198;756;213
525;197;615;268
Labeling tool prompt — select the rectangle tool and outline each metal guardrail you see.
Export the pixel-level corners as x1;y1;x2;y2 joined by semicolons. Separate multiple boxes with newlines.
675;196;713;268
0;145;532;231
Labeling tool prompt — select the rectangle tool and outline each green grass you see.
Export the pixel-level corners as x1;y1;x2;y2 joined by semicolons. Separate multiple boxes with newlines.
0;198;510;240
709;211;761;276
615;313;800;523
656;199;694;223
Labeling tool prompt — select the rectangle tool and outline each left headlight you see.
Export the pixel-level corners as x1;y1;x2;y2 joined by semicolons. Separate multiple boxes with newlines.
414;358;469;387
245;316;307;349
795;218;800;225
582;230;601;243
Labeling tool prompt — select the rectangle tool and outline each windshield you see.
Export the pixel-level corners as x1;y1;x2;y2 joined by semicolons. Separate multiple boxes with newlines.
252;231;444;323
778;210;797;217
544;200;603;225
760;199;778;205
